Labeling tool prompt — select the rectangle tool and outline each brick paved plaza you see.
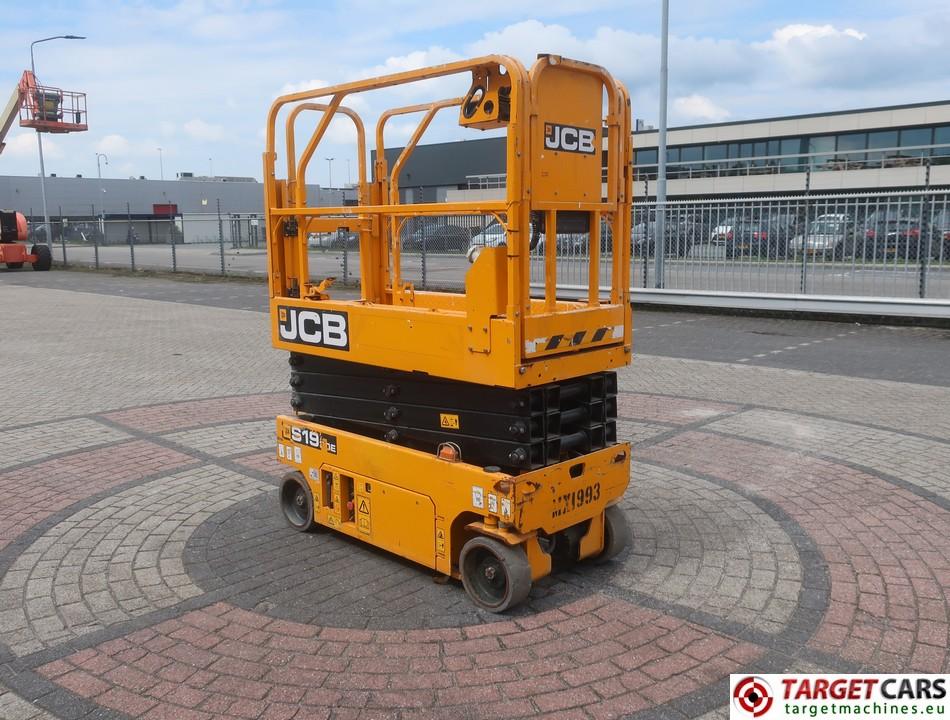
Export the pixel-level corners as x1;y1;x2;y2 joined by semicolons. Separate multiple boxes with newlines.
1;280;948;719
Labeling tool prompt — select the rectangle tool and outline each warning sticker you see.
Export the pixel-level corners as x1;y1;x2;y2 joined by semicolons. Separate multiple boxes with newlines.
278;445;285;458
487;493;498;513
436;528;446;555
356;497;371;534
308;467;319;482
293;446;302;464
440;413;460;430
501;498;512;517
472;486;485;509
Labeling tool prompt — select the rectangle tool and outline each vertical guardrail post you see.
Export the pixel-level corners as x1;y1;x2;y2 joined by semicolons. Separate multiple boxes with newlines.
217;198;225;275
127;202;136;272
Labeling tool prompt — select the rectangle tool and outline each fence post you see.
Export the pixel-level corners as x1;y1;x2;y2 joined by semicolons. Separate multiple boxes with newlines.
919;188;933;299
92;203;100;269
217;199;225;275
339;227;348;284
170;208;177;273
127;202;136;272
421;219;427;290
799;169;811;293
59;205;67;267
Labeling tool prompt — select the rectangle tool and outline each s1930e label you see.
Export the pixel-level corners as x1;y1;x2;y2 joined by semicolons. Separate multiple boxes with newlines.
277;306;349;350
286;426;338;454
552;482;601;518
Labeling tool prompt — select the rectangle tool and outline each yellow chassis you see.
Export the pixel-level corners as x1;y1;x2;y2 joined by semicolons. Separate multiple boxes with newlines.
276;415;630;581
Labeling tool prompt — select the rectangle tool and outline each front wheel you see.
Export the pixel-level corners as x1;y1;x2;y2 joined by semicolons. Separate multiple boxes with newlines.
593;505;631;564
279;471;318;532
459;536;532;612
31;244;52;271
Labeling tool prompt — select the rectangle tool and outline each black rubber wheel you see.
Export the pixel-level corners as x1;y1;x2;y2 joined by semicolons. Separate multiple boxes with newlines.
31;244;52;271
593;505;631;564
459;536;532;612
5;262;24;269
279;471;318;532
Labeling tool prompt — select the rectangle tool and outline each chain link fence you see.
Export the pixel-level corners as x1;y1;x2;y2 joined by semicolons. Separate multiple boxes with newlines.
22;190;950;305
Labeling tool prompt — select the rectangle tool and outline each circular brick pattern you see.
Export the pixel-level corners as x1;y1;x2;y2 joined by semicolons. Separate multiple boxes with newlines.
0;389;946;720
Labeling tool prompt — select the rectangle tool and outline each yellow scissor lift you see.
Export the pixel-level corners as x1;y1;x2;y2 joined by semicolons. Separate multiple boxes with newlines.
265;54;633;611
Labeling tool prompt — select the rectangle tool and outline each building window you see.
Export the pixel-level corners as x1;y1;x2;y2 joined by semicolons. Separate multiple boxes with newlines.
867;130;899;165
836;132;867;167
935;125;950;162
808;135;836;170
636;149;658;165
703;144;727;175
899;127;932;158
779;138;802;172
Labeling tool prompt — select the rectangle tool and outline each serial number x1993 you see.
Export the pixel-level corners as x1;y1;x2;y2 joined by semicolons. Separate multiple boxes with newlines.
552;482;601;518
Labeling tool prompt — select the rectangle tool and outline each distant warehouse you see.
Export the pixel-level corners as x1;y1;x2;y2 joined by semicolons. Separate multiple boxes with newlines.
381;100;950;201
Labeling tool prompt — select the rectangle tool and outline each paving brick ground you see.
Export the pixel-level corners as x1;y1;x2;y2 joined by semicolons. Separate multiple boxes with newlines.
1;283;948;719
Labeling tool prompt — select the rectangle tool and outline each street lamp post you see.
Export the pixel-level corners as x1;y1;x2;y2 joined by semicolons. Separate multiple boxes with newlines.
209;157;213;178
31;34;85;247
95;152;108;211
654;0;669;288
325;157;334;190
158;147;164;181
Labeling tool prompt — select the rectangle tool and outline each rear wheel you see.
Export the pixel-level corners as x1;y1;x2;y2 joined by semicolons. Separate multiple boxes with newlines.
459;536;532;612
31;244;52;271
279;471;318;532
5;262;24;269
593;505;631;564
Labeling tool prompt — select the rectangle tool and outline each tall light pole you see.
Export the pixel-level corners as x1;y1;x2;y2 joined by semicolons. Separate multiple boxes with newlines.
31;34;85;247
157;147;164;180
325;157;334;189
654;0;669;288
95;152;108;212
209;157;213;178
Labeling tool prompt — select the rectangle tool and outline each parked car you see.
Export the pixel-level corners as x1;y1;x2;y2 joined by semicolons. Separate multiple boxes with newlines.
862;206;927;259
408;224;471;253
789;214;857;259
467;220;543;262
931;209;950;260
735;213;799;257
633;214;704;256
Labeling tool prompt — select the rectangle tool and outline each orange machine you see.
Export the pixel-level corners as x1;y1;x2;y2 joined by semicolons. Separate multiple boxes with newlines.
1;70;87;270
265;54;633;611
0;210;49;270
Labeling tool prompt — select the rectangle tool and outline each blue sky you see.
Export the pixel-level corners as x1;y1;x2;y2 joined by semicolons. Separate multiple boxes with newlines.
1;0;948;188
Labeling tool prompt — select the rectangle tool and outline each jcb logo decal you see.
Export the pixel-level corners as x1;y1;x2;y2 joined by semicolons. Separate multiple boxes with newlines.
277;306;349;350
544;122;596;155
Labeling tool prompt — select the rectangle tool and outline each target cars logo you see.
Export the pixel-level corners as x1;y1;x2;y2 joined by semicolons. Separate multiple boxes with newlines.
730;674;946;718
733;676;774;718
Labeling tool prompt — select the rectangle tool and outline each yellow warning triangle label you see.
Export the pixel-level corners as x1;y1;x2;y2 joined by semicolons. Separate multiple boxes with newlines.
358;499;369;514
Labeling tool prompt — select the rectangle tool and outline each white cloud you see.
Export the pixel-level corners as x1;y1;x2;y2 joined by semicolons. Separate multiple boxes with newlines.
280;78;330;95
96;134;131;156
2;131;62;160
764;24;868;47
183;119;226;142
672;95;731;122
